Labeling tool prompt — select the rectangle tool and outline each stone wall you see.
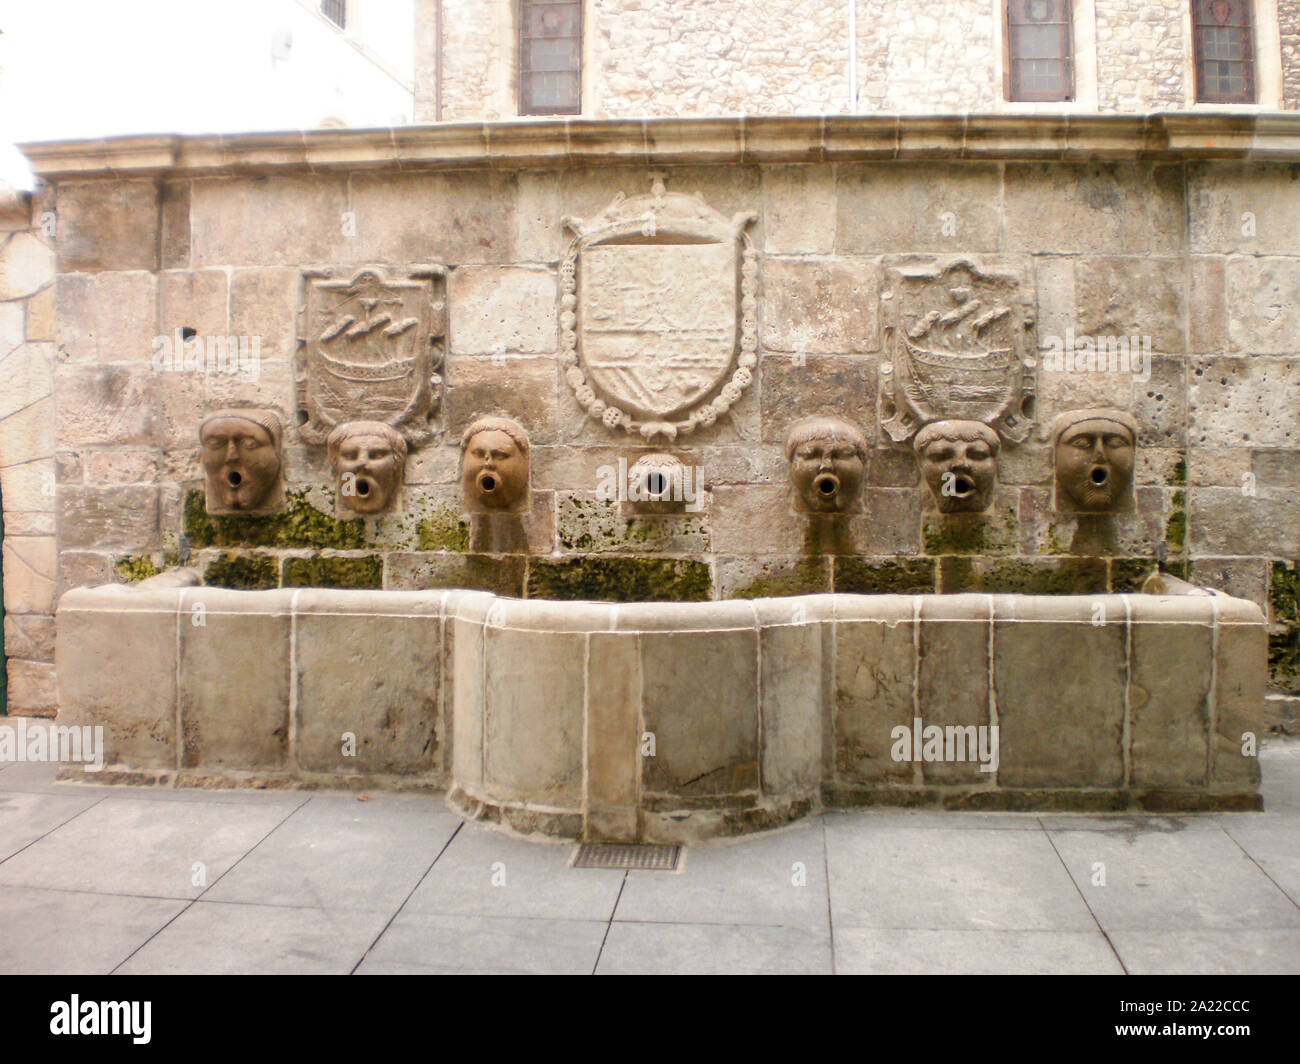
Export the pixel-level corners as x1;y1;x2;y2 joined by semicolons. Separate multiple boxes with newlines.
0;192;57;718
10;117;1300;723
424;0;1298;119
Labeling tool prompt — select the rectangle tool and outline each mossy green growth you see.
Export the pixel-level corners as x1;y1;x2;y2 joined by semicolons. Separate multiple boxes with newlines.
283;554;383;589
1164;508;1186;549
115;555;162;583
1270;561;1300;624
527;557;710;603
204;552;279;590
731;558;829;599
184;489;366;550
1111;557;1156;592
834;558;936;595
1166;457;1188;486
1268;627;1299;692
415;507;470;552
924;519;987;555
941;557;1107;595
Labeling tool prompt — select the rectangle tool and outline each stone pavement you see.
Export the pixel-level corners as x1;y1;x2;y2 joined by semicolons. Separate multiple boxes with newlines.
0;730;1297;975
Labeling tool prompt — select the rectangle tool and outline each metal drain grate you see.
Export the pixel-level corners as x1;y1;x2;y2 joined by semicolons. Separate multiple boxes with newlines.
571;843;682;871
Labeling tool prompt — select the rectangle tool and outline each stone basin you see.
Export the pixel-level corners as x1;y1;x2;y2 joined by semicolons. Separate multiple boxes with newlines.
56;585;1267;843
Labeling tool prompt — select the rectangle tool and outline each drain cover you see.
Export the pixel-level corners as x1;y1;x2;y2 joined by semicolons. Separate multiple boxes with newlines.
571;843;682;871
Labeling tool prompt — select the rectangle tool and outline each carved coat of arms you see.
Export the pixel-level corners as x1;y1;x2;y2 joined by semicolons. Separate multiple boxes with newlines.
561;175;758;441
296;266;446;446
878;257;1037;445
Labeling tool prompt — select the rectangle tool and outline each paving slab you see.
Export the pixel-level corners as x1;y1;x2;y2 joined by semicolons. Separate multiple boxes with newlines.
402;823;624;920
826;821;1096;931
116;900;391;975
613;822;828;930
0;758;315;805
1108;929;1300;975
823;810;1044;831
1047;820;1300;932
1215;817;1300;904
0;885;187;974
202;795;461;912
833;927;1124;975
0;796;302;899
0;790;101;861
595;921;832;974
361;913;608;975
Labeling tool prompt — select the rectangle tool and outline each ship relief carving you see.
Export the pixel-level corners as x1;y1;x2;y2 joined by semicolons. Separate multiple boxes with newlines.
878;257;1037;446
296;266;446;446
560;173;758;441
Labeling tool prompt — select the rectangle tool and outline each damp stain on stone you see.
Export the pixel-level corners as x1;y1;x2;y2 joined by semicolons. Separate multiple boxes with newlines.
184;488;366;550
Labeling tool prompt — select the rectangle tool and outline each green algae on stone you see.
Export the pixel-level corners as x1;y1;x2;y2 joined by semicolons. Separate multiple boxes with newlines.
940;557;1107;595
526;556;710;602
203;552;279;590
415;506;470;552
834;558;936;595
283;554;383;589
1270;561;1300;623
115;555;162;583
184;489;366;550
1166;457;1188;485
731;558;829;599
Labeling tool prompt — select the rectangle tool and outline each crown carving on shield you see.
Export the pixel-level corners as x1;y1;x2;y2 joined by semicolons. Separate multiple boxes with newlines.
559;175;759;441
296;266;447;447
878;256;1038;447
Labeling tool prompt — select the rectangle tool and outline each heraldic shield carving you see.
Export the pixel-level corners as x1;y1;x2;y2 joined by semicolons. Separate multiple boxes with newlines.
561;174;759;441
878;257;1037;446
296;266;446;446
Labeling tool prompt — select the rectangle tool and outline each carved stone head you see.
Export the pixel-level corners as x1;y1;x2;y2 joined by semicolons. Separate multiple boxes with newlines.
914;420;1001;514
1053;409;1137;513
199;409;283;515
327;421;407;516
785;417;869;514
461;416;530;512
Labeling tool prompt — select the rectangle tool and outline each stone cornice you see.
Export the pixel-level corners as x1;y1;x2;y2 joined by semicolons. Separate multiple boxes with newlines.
19;113;1300;179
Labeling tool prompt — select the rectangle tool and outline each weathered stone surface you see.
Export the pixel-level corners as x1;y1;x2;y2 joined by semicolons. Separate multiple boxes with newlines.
1003;164;1185;255
57;588;177;768
58;486;160;550
992;596;1126;788
1189;357;1300;448
386;552;525;596
230;268;298;360
0;302;23;360
759;617;824;792
4;614;56;661
189;175;349;268
760;355;877;447
1188;488;1300;557
0;233;55;300
1074;257;1185;353
718;555;830;599
1189;163;1300;256
762;166;835;255
348;170;517;265
918;595;991;784
446;356;558;445
1188;256;1225;354
449;266;556;355
482;625;584;805
2;534;56;614
1128;596;1213;788
761;258;879;354
293;592;443;777
159;180;190;269
556;494;707;554
585;632;641;839
0;342;54;421
56;365;158;447
82;450;160;486
709;484;805;555
837;163;1001;254
178;590;290;771
1226;258;1300;355
1213;607;1267;790
55;272;156;363
7;659;57;717
640;627;759;796
55;180;159;272
158;270;228;340
56;550;116;594
834;599;915;784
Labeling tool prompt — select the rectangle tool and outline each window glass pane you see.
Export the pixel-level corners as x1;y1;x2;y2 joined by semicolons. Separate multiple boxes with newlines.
1007;0;1073;100
1193;0;1254;102
520;0;582;114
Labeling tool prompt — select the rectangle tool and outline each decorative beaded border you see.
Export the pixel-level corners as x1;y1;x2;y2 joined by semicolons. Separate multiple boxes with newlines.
559;233;759;442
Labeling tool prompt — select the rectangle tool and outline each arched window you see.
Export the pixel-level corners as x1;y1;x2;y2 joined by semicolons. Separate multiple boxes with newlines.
1192;0;1256;103
519;1;583;115
1007;0;1075;101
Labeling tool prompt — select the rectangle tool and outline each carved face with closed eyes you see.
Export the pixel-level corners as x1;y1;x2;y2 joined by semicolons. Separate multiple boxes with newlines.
199;411;283;515
914;420;1000;514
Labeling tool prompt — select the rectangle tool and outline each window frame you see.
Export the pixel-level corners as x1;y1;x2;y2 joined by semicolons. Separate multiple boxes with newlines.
517;0;584;117
1191;0;1257;104
1005;0;1076;103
